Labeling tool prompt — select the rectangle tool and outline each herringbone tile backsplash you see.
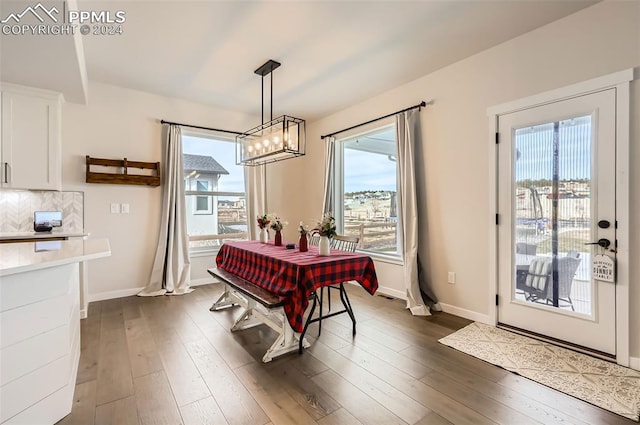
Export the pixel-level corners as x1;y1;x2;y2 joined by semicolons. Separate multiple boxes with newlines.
0;190;84;233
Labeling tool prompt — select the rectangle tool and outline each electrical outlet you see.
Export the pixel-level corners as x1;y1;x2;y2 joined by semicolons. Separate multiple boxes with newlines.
121;203;130;214
110;203;120;214
447;271;456;284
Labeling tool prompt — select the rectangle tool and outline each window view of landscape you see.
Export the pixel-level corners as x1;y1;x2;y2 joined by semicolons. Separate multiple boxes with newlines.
514;116;593;314
340;126;399;254
182;135;247;250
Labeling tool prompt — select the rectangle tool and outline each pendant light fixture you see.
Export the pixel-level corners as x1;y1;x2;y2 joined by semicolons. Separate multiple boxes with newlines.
236;59;306;166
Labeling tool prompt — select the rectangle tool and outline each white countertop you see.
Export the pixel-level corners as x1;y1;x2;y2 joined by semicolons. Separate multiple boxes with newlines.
0;238;111;277
0;232;88;240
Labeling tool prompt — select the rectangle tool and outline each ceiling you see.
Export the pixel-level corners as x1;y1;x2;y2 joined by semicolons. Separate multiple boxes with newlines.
1;0;597;120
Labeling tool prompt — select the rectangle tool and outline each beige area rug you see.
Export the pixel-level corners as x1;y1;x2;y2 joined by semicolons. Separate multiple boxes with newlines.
438;322;640;421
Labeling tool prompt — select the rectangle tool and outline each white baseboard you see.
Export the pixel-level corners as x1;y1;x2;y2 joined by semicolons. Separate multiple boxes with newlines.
439;302;491;324
191;277;216;287
88;279;218;303
630;356;640;371
375;285;406;300
89;287;144;302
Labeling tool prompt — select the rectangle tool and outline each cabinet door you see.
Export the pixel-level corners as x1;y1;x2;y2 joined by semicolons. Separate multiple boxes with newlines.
1;89;61;190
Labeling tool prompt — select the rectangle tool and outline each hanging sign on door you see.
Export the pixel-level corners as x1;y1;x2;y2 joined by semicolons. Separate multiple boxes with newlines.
592;254;615;283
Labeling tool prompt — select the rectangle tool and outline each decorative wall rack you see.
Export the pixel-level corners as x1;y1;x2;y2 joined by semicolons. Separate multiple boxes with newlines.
85;156;161;187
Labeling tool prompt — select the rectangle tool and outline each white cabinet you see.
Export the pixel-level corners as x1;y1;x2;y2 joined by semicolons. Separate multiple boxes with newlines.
1;83;62;191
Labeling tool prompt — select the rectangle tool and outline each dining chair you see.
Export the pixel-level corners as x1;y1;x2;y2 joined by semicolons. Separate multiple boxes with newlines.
315;234;359;335
308;235;321;247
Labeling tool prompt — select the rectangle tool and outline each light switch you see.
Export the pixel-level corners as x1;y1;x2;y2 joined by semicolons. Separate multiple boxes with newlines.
121;203;130;214
110;203;120;214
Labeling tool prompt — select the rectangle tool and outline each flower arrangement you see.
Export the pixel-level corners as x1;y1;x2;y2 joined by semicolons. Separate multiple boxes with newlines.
299;222;310;235
312;213;336;238
270;215;287;232
257;213;271;229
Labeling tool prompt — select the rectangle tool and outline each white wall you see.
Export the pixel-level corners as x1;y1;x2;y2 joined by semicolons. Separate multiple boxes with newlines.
62;82;254;299
267;2;640;356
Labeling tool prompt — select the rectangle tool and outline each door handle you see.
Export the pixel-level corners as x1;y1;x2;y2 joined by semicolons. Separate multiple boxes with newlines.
3;163;7;184
585;238;611;248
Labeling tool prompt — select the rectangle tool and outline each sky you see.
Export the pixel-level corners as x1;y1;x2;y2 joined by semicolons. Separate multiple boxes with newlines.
514;118;592;182
344;147;397;193
184;133;398;195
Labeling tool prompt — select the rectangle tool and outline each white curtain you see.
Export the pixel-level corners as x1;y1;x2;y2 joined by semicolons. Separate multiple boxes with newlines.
322;136;336;214
139;124;192;296
244;164;267;240
396;110;439;315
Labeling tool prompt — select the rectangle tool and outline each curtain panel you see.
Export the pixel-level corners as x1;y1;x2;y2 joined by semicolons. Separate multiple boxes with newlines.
321;136;336;215
244;164;268;240
396;110;438;314
139;124;192;296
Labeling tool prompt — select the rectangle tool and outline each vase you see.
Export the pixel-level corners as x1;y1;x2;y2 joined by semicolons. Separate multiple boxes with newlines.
274;230;282;246
299;233;308;252
318;235;330;256
259;227;268;243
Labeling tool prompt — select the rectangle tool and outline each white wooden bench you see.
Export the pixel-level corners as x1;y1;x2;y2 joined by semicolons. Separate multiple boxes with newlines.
207;268;309;362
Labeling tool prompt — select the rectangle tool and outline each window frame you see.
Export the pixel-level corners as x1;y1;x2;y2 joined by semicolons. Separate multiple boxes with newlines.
182;130;248;255
333;123;403;261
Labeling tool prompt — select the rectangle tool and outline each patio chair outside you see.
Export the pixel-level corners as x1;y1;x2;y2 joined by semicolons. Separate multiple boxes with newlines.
521;256;581;311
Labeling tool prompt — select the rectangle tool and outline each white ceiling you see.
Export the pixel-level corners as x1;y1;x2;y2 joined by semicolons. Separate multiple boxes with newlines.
1;0;597;120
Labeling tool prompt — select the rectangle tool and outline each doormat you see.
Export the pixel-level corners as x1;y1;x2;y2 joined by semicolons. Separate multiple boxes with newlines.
438;322;640;421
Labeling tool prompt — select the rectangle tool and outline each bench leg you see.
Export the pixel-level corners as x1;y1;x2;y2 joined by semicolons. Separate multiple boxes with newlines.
209;286;237;311
263;315;310;363
208;284;309;362
230;300;265;331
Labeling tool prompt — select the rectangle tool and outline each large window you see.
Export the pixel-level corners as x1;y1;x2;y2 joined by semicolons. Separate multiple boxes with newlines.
182;132;247;252
335;124;400;257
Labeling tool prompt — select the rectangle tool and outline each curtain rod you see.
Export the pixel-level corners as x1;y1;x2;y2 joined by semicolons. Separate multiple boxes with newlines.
320;100;432;139
160;119;244;136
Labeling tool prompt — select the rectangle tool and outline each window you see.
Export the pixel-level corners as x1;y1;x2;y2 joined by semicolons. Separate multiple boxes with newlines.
182;132;248;252
195;180;210;212
335;124;400;257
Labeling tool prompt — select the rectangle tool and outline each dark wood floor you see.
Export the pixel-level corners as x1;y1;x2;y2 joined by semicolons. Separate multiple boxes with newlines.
57;282;635;425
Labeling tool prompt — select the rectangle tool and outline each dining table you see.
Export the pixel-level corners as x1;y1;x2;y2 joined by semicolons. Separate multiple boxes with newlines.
215;240;379;333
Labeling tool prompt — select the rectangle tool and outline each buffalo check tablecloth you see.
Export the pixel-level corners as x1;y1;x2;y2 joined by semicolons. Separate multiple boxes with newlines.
215;240;379;333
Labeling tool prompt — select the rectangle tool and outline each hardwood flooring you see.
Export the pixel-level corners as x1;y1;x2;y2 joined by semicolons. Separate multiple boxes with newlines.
57;282;635;425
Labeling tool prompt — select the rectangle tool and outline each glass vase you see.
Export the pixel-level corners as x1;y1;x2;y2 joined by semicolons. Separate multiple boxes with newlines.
318;235;330;256
299;233;308;252
274;230;282;246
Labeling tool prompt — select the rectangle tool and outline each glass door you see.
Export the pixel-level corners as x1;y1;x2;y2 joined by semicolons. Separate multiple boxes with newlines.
497;89;617;356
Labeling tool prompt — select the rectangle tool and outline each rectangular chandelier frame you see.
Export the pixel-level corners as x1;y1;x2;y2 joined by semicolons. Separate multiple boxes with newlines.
236;59;306;166
236;115;306;166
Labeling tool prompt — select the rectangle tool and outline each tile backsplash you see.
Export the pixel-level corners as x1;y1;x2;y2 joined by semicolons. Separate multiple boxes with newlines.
0;190;84;233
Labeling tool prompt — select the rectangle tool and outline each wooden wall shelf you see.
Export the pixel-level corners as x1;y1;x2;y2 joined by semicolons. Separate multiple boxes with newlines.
85;156;161;187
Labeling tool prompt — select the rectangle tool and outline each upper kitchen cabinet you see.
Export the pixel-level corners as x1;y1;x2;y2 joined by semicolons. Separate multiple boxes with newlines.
1;83;63;191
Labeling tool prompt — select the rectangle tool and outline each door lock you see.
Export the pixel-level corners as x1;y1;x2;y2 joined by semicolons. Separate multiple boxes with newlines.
585;238;611;249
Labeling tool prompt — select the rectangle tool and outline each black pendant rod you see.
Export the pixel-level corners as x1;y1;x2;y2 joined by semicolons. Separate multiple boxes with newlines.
160;120;243;135
321;100;431;139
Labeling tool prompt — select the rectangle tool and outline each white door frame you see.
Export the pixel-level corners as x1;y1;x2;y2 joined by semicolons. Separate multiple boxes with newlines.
486;69;632;366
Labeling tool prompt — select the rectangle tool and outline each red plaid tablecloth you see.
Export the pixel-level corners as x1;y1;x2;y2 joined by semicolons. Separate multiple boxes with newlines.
215;240;378;332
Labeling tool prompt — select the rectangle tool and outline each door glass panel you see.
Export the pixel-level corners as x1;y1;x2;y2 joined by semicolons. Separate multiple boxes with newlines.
513;115;592;315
